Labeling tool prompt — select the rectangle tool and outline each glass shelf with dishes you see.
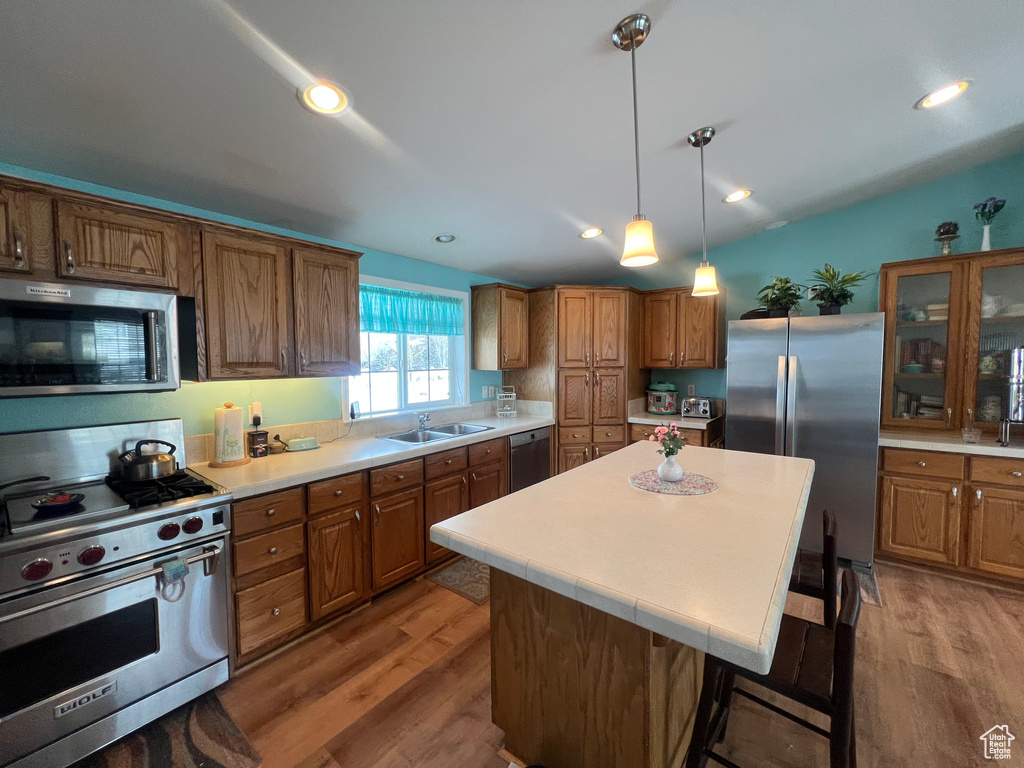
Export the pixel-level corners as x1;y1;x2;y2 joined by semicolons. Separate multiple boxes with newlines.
972;263;1024;423
890;272;952;424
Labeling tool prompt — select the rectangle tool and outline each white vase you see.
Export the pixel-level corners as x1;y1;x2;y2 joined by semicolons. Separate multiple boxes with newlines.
981;224;992;252
657;453;684;482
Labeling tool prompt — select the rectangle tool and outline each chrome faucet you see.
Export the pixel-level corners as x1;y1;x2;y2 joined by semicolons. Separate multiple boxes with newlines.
418;413;431;430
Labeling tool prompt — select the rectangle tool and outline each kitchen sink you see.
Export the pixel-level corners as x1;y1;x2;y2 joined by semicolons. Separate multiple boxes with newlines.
430;423;492;436
381;429;452;443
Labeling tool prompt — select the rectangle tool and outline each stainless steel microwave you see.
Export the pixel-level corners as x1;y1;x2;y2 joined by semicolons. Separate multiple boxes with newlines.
0;279;180;397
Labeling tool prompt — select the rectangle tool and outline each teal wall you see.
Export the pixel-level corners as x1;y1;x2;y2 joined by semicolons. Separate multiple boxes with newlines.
0;162;507;436
623;151;1024;399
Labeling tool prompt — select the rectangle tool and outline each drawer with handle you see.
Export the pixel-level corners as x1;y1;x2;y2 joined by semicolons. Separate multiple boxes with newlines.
594;425;625;444
233;487;304;538
969;456;1024;487
559;427;592;445
882;449;965;479
308;472;366;516
425;447;469;481
469;437;507;467
370;458;424;497
234;523;305;577
630;424;657;443
236;568;308;657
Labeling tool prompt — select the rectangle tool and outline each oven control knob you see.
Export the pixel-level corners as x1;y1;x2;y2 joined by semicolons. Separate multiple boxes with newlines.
157;522;181;541
21;558;53;581
77;545;106;566
182;517;204;535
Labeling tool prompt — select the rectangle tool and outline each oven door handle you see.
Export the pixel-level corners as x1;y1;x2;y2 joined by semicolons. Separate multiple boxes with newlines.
0;545;222;626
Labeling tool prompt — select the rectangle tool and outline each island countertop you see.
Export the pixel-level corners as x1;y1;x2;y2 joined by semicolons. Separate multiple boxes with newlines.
431;441;815;674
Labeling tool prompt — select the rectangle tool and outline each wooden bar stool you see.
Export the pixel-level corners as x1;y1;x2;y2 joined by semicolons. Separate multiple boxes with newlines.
686;569;862;768
789;509;838;629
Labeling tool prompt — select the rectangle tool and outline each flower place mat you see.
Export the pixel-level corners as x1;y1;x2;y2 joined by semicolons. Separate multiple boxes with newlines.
628;469;718;496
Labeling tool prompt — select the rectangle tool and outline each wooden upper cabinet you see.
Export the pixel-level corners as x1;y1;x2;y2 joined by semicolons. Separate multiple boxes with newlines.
968;485;1024;581
557;289;592;367
500;287;529;369
471;283;528;370
642;292;677;367
592;368;625;425
592;290;626;367
293;246;360;377
679;291;719;368
307;505;369;620
0;185;32;275
202;230;292;379
878;474;962;566
558;369;592;426
55;200;179;288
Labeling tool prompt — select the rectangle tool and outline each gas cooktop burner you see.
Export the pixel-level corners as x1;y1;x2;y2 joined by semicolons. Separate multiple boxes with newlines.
106;471;216;509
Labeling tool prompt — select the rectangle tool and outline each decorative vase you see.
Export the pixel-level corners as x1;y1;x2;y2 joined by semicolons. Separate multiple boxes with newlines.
981;224;992;252
657;453;684;482
817;302;842;316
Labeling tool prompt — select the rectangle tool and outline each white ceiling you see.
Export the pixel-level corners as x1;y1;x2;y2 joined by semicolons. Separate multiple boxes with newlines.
1;0;1022;285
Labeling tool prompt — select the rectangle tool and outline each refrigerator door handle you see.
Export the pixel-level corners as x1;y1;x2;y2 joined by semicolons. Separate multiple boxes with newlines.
785;355;798;456
775;355;787;455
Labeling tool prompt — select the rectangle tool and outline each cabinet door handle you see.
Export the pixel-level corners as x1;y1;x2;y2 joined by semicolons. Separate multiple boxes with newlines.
445;458;452;465
594;446;600;458
63;240;75;274
975;489;982;507
946;408;952;426
462;476;468;487
918;461;927;467
595;354;600;366
585;352;590;366
594;371;600;386
281;349;287;371
397;474;405;480
355;509;361;522
584;448;590;458
669;352;674;365
472;473;477;481
584;372;589;385
1013;471;1023;478
502;351;508;366
606;431;612;437
12;233;25;269
300;350;307;370
272;608;281;616
966;407;973;421
266;508;276;517
335;489;344;497
268;546;278;555
573;433;580;438
486;448;492;455
951;486;958;500
374;503;381;522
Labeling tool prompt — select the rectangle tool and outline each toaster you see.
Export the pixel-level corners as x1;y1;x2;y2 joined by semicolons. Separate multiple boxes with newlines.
681;397;714;418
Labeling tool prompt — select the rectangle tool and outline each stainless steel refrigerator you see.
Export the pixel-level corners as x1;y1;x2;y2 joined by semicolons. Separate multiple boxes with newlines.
725;314;884;567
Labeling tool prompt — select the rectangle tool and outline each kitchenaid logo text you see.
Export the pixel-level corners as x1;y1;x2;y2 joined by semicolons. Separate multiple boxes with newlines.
53;681;117;719
26;285;71;298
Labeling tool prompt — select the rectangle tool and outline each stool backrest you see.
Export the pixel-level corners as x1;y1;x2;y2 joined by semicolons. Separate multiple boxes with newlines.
831;569;862;711
822;509;838;629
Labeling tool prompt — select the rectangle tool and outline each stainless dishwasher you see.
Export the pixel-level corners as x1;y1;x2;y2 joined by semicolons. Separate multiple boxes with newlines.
508;427;551;493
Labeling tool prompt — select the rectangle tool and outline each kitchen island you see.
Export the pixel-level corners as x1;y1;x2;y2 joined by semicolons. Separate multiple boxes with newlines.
430;441;815;768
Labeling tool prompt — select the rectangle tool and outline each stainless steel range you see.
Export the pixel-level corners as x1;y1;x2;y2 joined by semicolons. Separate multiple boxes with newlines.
0;419;233;768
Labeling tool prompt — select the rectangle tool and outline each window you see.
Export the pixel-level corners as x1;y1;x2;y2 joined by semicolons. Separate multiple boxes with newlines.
348;280;468;415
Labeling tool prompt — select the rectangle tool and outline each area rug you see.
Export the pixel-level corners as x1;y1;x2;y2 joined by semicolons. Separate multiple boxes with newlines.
426;556;490;604
70;692;260;768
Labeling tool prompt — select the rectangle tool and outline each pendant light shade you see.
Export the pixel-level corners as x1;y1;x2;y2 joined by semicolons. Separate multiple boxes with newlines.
622;216;659;268
688;126;720;296
613;14;659;268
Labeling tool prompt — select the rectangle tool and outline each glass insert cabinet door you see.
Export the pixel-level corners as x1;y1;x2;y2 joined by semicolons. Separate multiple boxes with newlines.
882;264;964;429
966;255;1024;430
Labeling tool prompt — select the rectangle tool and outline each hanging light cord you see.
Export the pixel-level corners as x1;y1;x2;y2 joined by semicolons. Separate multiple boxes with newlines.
631;32;642;217
699;140;708;263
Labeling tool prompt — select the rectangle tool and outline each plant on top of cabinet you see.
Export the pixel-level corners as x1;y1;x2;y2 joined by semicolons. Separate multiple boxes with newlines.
808;263;868;315
756;277;804;318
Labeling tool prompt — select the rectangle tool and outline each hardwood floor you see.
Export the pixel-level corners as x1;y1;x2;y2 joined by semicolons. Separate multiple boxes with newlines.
217;562;1024;768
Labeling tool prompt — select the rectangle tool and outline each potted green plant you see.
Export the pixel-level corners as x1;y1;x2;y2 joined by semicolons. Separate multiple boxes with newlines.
809;263;868;315
756;277;804;318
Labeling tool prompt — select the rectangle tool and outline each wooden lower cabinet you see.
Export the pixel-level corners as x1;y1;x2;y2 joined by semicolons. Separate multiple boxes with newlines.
628;418;724;447
470;461;507;509
307;505;369;620
236;568;308;658
371;487;425;591
968;485;1024;580
557;444;589;474
878;475;961;566
425;472;469;563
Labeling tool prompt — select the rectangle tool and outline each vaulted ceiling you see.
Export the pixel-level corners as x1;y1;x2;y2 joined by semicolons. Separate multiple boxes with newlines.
1;0;1022;284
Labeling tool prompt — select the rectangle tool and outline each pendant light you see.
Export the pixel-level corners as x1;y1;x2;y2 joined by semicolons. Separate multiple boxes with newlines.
688;126;720;296
613;14;659;268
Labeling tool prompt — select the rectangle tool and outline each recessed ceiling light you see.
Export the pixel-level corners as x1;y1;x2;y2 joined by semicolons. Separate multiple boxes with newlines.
434;233;457;244
580;227;603;239
914;80;969;109
299;81;350;115
764;220;790;231
723;189;752;203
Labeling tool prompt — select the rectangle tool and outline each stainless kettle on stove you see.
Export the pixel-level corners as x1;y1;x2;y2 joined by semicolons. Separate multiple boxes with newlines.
118;440;178;481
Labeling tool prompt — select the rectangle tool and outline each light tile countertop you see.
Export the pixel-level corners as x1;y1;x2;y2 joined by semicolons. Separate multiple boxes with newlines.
431;441;815;674
878;430;1024;459
191;415;554;499
627;413;718;430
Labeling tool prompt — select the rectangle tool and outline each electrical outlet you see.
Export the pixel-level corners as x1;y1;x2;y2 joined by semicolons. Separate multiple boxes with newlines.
482;385;489;399
248;401;263;425
487;385;496;398
687;384;696;396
